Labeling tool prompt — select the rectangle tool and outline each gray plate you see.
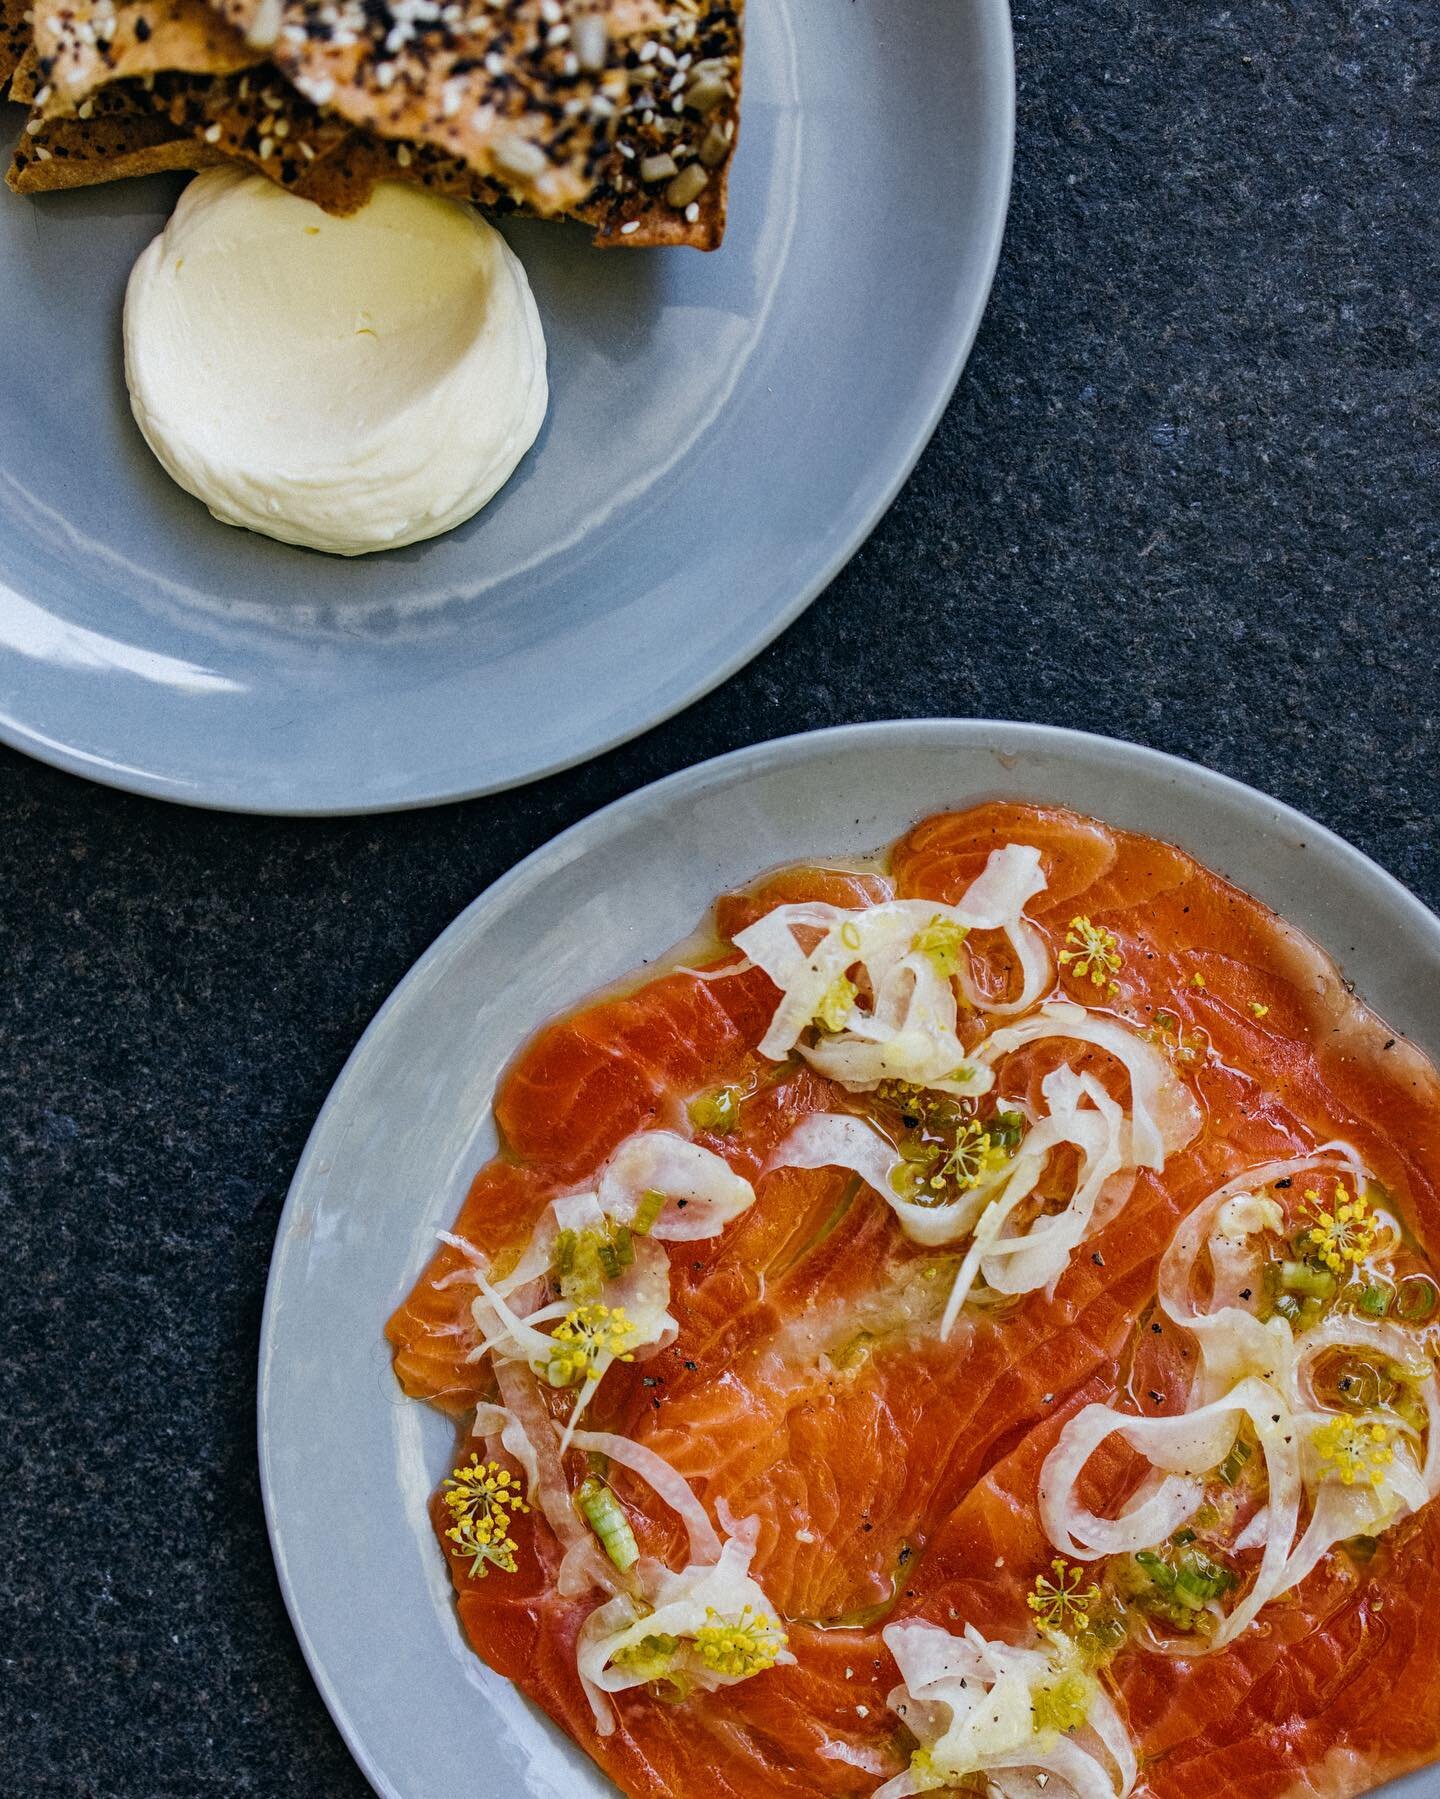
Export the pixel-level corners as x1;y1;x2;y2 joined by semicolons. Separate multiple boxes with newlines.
260;720;1440;1799
0;0;1013;815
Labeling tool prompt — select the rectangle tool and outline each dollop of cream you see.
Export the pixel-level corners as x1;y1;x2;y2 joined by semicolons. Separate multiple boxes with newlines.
123;168;548;556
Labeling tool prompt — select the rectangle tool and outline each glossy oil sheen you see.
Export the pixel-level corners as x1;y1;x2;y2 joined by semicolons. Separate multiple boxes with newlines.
259;721;1440;1799
0;0;1014;813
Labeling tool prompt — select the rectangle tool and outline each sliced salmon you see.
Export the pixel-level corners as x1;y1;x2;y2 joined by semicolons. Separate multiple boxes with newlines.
908;1368;1440;1799
389;806;1440;1799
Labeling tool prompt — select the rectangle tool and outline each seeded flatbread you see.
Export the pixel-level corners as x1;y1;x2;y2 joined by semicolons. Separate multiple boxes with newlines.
33;0;262;108
10;41;36;101
8;59;531;218
144;66;515;211
15;0;740;244
6;65;500;210
2;0;29;92
7;80;228;194
202;0;742;246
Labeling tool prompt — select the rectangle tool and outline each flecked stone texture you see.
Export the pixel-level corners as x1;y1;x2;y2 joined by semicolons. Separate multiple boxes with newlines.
2;1;1437;1793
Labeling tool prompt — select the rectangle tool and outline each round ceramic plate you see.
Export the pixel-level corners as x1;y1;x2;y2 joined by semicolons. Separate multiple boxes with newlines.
260;719;1440;1798
0;1;1013;815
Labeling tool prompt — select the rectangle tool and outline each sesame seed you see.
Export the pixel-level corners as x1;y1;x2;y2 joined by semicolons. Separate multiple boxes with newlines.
244;0;282;47
396;143;412;166
620;219;640;235
573;12;606;69
259;134;276;159
685;201;699;222
491;134;548;180
203;122;223;142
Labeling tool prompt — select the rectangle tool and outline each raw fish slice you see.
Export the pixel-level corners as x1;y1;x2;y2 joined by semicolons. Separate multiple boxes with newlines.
394;804;1440;1799
909;1371;1440;1799
495;964;778;1178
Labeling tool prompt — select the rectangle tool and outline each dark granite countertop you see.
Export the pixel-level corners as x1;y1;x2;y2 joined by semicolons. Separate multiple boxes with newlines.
3;1;1437;1793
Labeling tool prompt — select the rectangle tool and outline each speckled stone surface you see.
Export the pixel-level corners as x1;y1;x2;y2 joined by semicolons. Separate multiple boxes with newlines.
3;1;1438;1793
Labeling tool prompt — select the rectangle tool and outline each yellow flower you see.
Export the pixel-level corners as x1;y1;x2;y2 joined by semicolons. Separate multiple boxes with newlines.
546;1303;638;1387
692;1605;786;1678
1032;1669;1096;1735
907;1748;943;1791
896;1119;1011;1208
442;1455;529;1578
1303;1184;1376;1274
611;1633;682;1679
1027;1558;1100;1636
1190;972;1207;990
1249;1002;1270;1019
939;1119;1008;1191
1059;916;1122;990
814;974;858;1032
911;914;970;978
1312;1416;1397;1490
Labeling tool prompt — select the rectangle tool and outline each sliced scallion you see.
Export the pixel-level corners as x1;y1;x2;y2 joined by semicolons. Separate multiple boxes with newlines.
632;1189;666;1236
1357;1284;1392;1318
1280;1260;1335;1299
577;1476;639;1572
688;1086;740;1134
1396;1275;1439;1322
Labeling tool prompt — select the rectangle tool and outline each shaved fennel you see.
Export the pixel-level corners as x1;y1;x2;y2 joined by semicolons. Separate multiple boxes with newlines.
733;845;1054;1092
1039;1148;1440;1650
876;1620;1135;1799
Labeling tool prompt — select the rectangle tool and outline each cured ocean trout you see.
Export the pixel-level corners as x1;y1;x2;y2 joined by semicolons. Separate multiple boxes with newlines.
387;802;1440;1799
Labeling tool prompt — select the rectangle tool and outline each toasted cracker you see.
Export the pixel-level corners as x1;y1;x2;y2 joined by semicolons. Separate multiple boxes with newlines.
31;0;263;110
2;0;29;92
203;0;742;246
144;66;510;212
7;64;514;217
7;81;228;194
10;42;37;102
16;0;740;244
